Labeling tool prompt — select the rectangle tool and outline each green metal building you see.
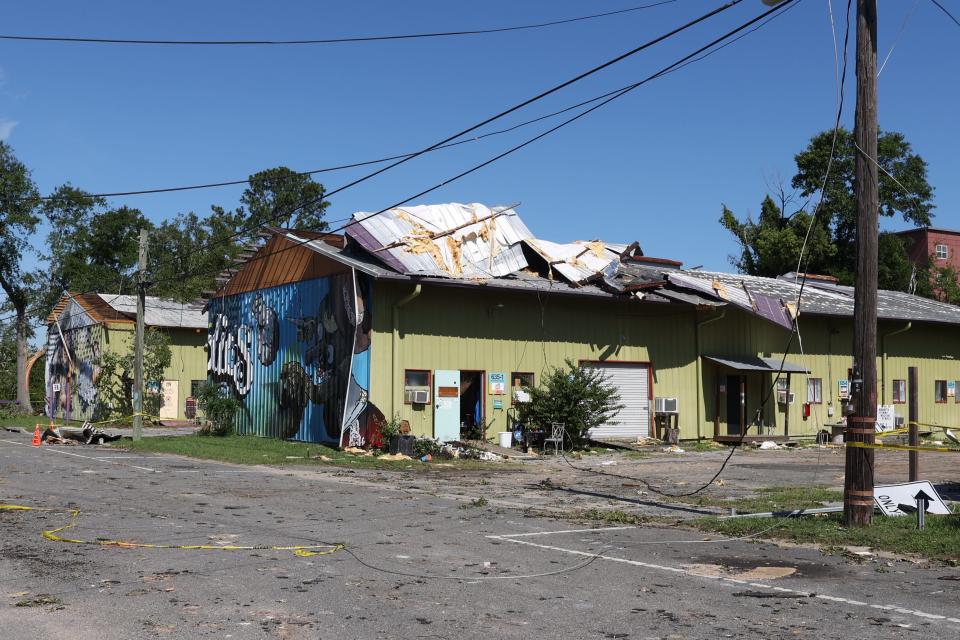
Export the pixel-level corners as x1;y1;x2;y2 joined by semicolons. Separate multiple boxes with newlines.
45;292;208;423
211;204;960;445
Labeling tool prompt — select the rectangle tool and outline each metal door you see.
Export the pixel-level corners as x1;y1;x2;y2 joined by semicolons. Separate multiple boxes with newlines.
583;362;650;439
160;380;179;420
433;370;460;442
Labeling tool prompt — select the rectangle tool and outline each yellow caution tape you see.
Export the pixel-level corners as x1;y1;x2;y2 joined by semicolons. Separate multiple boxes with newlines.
0;504;343;557
846;441;960;454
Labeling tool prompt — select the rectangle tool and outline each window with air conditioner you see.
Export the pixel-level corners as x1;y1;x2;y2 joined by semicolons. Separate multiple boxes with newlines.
404;369;431;405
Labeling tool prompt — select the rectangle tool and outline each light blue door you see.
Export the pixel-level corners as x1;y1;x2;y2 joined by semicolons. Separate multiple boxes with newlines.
433;370;460;442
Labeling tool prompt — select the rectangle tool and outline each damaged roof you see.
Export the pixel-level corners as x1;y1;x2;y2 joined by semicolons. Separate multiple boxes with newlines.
345;203;533;279
219;202;960;329
96;295;207;329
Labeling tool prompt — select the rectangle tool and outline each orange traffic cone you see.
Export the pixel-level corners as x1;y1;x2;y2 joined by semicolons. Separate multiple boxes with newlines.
32;424;42;447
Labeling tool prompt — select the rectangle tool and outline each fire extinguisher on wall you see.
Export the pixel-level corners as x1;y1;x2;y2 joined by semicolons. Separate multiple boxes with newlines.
802;403;811;419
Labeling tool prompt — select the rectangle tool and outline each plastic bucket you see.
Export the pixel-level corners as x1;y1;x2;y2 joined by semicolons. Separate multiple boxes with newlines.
498;431;512;448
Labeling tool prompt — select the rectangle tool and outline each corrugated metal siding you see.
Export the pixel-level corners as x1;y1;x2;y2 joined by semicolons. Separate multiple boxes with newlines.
207;271;374;445
370;281;698;439
583;362;650;439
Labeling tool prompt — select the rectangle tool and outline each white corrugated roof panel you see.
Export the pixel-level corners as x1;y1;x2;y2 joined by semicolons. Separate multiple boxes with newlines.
98;294;207;329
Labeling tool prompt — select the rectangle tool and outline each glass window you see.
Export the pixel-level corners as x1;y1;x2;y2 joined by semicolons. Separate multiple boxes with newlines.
403;370;431;404
190;379;206;398
806;378;822;404
892;379;906;404
935;380;947;403
511;372;534;388
935;244;948;260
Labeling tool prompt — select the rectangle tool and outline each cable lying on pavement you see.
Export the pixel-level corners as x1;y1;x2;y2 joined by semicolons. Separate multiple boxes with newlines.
0;504;344;557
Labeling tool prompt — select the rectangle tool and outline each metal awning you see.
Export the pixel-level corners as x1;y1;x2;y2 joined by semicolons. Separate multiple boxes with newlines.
703;355;810;374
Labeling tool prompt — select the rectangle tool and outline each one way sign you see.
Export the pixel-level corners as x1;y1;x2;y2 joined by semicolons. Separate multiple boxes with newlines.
874;481;951;517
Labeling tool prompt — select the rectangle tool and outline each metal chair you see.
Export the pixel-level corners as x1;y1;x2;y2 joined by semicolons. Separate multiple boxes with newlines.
543;422;565;455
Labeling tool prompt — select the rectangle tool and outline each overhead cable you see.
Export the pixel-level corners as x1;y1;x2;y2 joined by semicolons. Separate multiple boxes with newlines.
0;2;677;46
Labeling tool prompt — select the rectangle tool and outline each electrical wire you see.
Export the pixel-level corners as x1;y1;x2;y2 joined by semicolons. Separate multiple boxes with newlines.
878;0;920;77
0;2;678;46
928;0;960;27
557;0;850;498
143;0;794;300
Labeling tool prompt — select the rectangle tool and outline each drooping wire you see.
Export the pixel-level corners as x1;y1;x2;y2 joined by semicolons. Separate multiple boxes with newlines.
0;2;677;46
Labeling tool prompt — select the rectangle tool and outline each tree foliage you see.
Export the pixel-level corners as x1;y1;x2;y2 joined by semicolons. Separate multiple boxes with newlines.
94;328;172;420
721;128;935;291
516;359;623;448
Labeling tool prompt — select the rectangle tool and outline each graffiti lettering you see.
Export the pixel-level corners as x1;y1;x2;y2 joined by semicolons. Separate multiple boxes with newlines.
208;315;254;397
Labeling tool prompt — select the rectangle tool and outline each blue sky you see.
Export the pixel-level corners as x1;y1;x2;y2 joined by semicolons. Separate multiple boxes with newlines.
2;0;956;274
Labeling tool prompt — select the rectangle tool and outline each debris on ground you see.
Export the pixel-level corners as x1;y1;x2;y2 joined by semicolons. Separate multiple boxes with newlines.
310;454;332;461
378;453;412;461
758;441;781;450
3;426;25;433
343;447;373;457
662;445;685;454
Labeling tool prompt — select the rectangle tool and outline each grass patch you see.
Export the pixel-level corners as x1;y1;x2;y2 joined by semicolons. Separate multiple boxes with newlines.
575;509;646;525
119;434;497;471
691;509;960;562
15;594;62;607
680;486;843;514
686;440;724;452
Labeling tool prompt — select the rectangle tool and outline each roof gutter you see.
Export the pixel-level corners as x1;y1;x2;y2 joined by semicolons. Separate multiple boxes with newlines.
880;321;912;404
694;309;726;440
392;284;423;414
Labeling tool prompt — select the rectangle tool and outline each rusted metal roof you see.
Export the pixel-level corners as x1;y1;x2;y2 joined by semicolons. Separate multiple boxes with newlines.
345;203;533;279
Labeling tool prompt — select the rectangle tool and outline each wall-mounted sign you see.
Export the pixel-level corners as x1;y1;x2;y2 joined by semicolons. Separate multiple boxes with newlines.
489;372;506;395
876;404;895;432
838;379;850;400
493;399;503;410
52;383;61;393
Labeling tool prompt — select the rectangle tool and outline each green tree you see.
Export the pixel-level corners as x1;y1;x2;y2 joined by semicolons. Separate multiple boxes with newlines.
516;359;623;448
40;185;152;315
721;128;934;290
0;141;41;413
94;328;172;420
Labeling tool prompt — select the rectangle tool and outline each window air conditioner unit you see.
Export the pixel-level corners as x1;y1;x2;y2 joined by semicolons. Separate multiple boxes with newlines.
777;391;795;405
655;397;678;414
894;416;905;428
407;389;430;404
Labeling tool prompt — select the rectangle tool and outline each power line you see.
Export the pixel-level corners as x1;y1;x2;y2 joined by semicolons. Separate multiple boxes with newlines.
0;2;677;46
928;0;960;27
4;0;783;327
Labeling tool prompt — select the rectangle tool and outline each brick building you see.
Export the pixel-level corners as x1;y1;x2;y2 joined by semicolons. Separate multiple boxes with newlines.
896;227;960;274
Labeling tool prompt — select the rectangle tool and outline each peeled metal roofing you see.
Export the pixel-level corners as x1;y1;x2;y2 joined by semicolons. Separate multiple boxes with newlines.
97;294;207;329
524;238;624;285
704;355;810;374
345;203;533;279
668;272;794;330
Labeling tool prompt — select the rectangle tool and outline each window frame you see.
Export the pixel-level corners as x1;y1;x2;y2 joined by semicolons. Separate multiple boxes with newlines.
510;372;535;389
934;379;948;404
403;369;432;405
935;243;949;260
806;377;823;404
891;379;906;404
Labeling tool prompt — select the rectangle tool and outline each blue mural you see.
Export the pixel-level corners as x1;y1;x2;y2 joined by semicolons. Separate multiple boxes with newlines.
207;271;375;446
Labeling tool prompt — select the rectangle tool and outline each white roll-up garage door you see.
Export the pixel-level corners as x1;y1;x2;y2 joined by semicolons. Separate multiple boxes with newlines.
583;362;651;439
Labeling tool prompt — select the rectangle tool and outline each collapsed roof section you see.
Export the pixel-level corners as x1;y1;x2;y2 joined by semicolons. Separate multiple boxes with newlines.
345;203;534;279
524;238;641;286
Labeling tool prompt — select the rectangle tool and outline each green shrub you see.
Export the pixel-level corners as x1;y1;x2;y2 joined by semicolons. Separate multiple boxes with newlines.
194;382;238;437
516;358;623;448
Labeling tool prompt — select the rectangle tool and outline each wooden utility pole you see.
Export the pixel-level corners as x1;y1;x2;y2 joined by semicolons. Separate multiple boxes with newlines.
132;229;148;442
908;366;919;482
844;0;879;527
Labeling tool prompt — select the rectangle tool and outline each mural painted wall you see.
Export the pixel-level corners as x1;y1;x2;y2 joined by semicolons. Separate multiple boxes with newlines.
207;271;376;446
46;299;103;422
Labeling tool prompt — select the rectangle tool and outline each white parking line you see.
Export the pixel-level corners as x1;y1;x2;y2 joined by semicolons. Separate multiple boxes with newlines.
0;439;158;472
496;526;638;538
487;532;960;629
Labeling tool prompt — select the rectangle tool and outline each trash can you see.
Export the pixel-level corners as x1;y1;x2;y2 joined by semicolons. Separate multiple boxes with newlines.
389;435;416;456
498;431;513;448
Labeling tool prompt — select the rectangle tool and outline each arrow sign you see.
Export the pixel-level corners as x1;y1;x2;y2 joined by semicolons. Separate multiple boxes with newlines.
874;481;951;517
913;489;933;512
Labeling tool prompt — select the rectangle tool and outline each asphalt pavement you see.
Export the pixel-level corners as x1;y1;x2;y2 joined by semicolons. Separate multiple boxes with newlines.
1;432;958;639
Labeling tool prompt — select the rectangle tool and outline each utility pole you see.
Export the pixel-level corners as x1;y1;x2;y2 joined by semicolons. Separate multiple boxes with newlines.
132;229;148;442
908;366;919;481
844;0;879;527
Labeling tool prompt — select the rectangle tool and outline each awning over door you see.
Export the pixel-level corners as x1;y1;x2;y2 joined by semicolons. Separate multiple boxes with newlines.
703;355;810;374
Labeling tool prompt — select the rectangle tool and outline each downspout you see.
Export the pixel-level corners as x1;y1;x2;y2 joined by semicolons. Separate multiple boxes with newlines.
880;322;912;404
694;309;726;440
392;284;422;416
